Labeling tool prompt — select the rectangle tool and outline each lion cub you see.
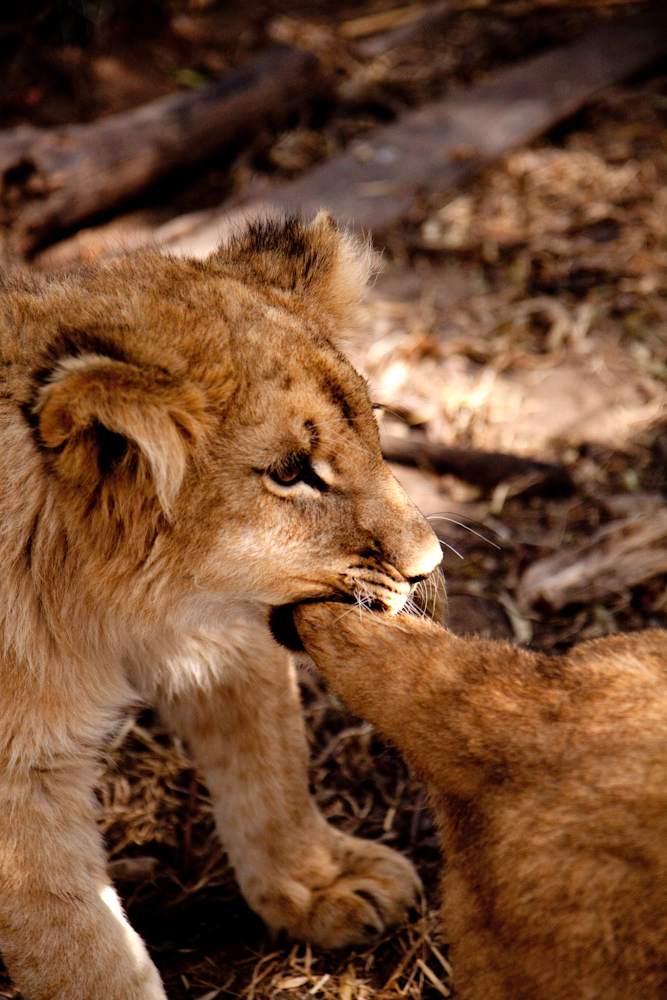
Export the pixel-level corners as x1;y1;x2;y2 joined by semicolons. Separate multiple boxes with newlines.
293;603;667;1000
0;214;442;1000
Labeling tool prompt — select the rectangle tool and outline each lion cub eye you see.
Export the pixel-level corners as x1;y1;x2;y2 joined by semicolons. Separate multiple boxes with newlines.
264;454;329;493
268;456;306;486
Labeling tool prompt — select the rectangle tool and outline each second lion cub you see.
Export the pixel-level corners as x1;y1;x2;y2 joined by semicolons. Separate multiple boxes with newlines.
293;603;667;1000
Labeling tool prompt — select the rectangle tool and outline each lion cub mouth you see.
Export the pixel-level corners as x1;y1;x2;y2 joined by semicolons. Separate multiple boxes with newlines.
270;562;446;651
269;597;360;652
269;590;402;652
342;563;412;614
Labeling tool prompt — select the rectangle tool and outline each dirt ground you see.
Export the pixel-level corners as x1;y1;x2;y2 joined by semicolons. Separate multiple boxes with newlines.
1;2;667;999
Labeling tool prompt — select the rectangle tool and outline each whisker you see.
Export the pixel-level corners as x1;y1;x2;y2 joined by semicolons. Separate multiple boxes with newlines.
409;589;424;619
424;579;433;612
417;597;429;621
334;602;362;624
358;585;366;622
438;539;464;560
406;585;432;620
373;402;410;422
361;582;385;620
427;513;502;550
408;566;447;622
403;596;422;620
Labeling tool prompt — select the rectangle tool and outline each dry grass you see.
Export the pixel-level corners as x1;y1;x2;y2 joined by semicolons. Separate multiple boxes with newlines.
82;672;448;1000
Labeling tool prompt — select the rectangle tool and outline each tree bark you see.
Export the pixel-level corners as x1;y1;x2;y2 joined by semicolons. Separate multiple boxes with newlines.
0;44;319;260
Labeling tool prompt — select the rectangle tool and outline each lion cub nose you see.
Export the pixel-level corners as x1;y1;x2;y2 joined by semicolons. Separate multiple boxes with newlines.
400;532;442;582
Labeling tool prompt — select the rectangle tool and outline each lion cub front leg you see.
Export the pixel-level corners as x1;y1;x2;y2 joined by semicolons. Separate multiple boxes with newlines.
0;759;165;1000
158;624;419;949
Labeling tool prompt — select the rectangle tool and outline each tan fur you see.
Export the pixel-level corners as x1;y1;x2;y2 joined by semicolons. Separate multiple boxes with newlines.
293;603;667;1000
0;214;442;1000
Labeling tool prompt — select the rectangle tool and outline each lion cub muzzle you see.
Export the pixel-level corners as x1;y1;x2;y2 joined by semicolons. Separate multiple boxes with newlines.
342;559;427;614
340;493;443;614
272;528;444;652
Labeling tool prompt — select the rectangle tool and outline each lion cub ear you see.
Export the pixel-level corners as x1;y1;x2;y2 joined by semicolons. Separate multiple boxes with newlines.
215;211;378;323
34;353;209;514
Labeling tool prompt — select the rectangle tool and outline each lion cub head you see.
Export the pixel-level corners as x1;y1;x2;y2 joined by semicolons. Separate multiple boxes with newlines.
11;213;440;633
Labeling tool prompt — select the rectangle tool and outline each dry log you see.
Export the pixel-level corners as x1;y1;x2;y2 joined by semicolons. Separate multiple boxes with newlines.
381;433;574;495
0;44;319;260
517;495;667;611
156;3;667;259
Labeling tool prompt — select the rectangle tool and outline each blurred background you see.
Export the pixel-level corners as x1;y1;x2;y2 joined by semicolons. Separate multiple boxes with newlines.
1;2;667;998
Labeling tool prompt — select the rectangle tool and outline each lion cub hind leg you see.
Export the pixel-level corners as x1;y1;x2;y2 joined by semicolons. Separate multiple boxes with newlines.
0;760;166;1000
155;620;419;949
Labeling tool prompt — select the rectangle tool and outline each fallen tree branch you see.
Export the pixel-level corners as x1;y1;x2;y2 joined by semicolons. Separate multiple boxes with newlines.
0;44;320;260
154;3;667;259
381;434;574;494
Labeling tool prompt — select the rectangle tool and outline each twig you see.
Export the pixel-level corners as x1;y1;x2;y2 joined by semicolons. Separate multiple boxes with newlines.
381;434;574;495
415;959;450;998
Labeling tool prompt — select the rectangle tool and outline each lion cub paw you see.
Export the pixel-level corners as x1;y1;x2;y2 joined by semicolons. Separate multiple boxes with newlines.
278;832;421;950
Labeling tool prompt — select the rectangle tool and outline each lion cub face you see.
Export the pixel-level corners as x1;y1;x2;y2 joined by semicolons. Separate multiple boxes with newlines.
16;214;440;631
198;338;440;612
